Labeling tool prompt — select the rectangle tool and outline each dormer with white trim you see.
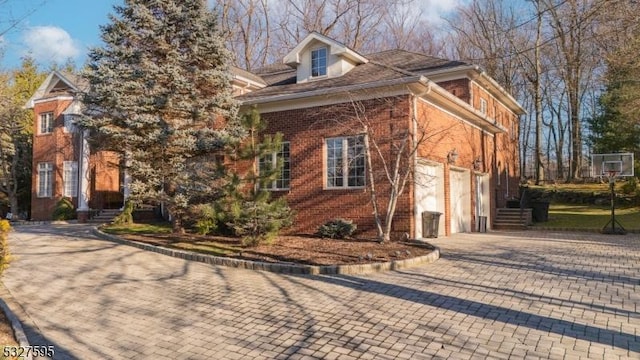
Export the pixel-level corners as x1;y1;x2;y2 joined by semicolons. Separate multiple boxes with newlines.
283;32;368;83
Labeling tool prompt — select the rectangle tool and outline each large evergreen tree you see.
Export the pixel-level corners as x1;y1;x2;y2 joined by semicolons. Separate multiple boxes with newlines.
82;0;243;232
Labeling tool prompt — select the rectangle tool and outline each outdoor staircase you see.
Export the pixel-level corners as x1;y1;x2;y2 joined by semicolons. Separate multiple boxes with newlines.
88;209;121;224
493;208;532;230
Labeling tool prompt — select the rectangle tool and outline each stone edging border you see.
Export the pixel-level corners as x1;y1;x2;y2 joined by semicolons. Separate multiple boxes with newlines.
92;228;440;275
0;297;32;360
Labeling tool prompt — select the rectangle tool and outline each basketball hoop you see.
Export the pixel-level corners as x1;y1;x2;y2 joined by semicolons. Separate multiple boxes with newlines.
606;170;618;183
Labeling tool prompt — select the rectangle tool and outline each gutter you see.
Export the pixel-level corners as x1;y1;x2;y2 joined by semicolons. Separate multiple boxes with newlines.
239;75;424;106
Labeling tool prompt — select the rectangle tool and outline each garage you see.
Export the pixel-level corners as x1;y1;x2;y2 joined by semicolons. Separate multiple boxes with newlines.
450;168;471;233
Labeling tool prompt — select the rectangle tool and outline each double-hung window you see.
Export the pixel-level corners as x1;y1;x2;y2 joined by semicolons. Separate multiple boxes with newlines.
326;135;365;188
311;47;327;77
259;142;291;190
37;163;53;198
39;112;54;134
63;161;78;197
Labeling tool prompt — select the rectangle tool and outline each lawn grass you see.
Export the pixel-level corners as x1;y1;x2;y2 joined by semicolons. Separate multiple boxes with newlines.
101;222;173;235
532;203;640;230
101;222;240;256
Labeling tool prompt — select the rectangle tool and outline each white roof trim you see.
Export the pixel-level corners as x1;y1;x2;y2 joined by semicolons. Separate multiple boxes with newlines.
24;71;80;109
283;32;368;66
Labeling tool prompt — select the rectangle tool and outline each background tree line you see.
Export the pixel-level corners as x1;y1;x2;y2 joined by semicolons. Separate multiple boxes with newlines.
216;0;639;182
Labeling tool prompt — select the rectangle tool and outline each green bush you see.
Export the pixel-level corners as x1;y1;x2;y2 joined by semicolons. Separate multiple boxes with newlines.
191;204;218;235
317;218;357;239
228;197;294;247
52;198;76;220
620;177;638;195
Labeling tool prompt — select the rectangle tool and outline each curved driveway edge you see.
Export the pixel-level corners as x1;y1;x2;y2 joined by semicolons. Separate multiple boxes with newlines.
0;297;32;360
92;227;440;275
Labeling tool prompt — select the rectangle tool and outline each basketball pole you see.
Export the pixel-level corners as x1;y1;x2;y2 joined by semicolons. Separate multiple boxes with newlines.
602;172;627;235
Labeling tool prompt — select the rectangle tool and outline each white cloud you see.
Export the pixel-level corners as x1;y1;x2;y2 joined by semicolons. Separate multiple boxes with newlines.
22;26;80;64
420;0;465;24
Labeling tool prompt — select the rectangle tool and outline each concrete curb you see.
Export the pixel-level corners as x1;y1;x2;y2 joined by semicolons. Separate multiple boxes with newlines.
0;297;32;360
92;228;440;275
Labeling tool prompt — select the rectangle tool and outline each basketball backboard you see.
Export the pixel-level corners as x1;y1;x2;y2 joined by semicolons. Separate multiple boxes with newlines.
591;153;635;177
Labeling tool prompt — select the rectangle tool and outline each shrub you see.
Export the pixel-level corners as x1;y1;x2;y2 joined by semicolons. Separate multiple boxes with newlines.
191;204;218;235
228;197;294;247
317;219;357;239
620;177;638;195
0;220;11;275
52;198;75;220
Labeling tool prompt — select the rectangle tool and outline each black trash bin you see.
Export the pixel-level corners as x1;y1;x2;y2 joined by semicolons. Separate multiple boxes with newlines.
422;211;442;238
476;215;487;232
531;201;550;222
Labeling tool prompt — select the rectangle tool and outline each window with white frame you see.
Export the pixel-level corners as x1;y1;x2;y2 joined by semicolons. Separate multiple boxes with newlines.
63;114;78;133
480;99;487;115
326;135;365;188
39;112;54;134
259;142;291;190
63;161;78;197
37;163;53;198
311;47;327;77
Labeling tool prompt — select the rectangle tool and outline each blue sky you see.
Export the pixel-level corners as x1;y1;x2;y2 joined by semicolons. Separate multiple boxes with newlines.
0;0;121;69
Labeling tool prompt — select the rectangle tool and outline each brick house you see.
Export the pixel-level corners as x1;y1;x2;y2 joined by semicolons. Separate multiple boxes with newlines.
26;72;122;221
27;32;523;238
235;33;524;238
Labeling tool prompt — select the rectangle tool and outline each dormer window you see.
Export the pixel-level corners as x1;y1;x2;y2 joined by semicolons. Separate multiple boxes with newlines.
311;47;327;77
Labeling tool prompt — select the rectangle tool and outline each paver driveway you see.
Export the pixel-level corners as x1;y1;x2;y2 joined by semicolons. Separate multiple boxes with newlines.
2;224;639;359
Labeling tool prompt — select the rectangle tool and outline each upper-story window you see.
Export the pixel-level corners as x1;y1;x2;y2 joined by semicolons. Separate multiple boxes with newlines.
39;112;54;134
311;47;327;78
480;99;487;115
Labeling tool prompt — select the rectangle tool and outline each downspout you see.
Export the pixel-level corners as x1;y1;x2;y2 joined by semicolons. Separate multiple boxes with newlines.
412;81;432;238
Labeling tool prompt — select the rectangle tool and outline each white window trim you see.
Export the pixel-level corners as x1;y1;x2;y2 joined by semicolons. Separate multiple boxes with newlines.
37;162;53;198
259;142;291;191
480;99;487;115
39;112;54;134
311;47;328;78
63;161;79;197
325;135;366;189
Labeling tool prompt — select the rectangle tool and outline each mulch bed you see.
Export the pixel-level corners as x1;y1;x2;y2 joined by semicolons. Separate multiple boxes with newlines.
117;233;436;266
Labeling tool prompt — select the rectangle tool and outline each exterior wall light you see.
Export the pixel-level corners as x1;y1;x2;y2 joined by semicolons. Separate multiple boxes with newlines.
447;149;458;165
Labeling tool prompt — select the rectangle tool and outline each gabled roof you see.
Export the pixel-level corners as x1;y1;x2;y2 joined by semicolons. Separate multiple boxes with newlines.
25;71;87;109
283;32;368;66
239;49;466;102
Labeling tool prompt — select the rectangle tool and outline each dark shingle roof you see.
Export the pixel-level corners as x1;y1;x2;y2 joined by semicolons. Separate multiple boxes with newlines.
236;49;469;101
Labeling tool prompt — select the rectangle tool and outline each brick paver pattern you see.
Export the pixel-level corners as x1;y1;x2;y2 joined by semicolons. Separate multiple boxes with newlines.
2;225;639;359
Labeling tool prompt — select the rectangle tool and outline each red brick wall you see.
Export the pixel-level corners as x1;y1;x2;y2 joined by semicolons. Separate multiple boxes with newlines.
31;98;122;220
259;96;414;239
31;98;75;220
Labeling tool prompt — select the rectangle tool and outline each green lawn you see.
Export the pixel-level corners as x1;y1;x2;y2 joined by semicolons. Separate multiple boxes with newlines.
101;222;173;235
101;222;240;256
532;203;640;230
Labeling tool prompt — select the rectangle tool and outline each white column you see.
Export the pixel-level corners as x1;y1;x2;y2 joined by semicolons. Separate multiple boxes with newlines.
78;129;90;212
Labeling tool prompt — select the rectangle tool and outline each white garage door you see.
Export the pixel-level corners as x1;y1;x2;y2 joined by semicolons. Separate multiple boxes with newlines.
450;169;471;233
415;162;445;238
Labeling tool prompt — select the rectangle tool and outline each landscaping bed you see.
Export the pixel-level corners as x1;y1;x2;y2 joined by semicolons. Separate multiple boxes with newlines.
102;224;435;266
